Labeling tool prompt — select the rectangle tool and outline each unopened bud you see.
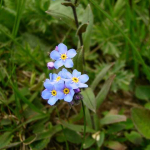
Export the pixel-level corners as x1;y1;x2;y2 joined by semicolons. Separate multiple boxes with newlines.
74;88;81;93
47;62;55;70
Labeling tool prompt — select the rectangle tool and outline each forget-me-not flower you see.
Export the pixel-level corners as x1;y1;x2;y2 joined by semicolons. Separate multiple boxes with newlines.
55;82;75;102
41;82;64;105
66;69;89;89
50;43;77;69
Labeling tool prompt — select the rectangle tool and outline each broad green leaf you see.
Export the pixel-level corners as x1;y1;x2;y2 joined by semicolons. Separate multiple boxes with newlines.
91;63;114;90
131;107;150;139
82;4;93;52
100;115;126;125
73;46;84;73
0;132;13;149
107;124;126;134
97;131;105;147
0;142;22;150
125;131;143;145
105;141;126;150
96;75;115;108
61;120;95;133
46;11;76;29
83;137;95;149
81;88;96;113
36;125;62;140
64;128;82;144
113;0;126;17
85;107;92;128
135;85;150;101
30;138;50;150
23;135;37;145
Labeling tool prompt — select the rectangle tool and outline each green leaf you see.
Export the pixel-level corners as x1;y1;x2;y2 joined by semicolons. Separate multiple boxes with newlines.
45;10;76;29
76;23;88;35
82;4;93;52
100;115;126;125
131;107;150;139
73;46;84;73
83;136;95;149
125;131;143;145
106;141;126;150
81;88;96;113
97;131;105;147
61;120;95;133
91;63;114;90
30;138;50;150
0;132;13;149
64;128;82;144
0;142;22;150
96;75;115;108
135;85;150;101
23;135;37;145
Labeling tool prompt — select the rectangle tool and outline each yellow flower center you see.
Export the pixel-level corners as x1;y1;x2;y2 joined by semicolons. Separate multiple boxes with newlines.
51;90;57;96
63;88;70;94
72;77;79;83
56;76;61;81
61;54;67;60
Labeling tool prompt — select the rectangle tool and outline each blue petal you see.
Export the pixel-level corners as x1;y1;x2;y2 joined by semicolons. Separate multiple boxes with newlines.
41;89;51;100
79;74;89;83
67;49;77;58
54;60;64;69
69;83;78;89
65;80;73;89
57;91;65;99
44;81;53;90
49;73;53;81
66;71;72;79
52;73;58;80
48;96;58;105
58;43;67;54
64;59;73;68
55;82;65;91
64;94;73;102
73;69;81;77
61;68;68;78
70;89;75;96
50;50;60;60
78;83;88;88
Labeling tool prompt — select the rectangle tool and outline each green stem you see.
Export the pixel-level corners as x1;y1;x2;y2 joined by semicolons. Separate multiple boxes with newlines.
80;100;86;150
56;108;69;150
89;0;150;81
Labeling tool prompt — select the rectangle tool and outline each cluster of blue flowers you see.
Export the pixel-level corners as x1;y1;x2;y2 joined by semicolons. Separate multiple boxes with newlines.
41;43;89;105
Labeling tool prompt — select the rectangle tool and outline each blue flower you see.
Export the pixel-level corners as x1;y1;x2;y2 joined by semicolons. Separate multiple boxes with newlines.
66;69;89;89
50;43;77;69
52;68;69;83
41;82;64;105
56;82;75;102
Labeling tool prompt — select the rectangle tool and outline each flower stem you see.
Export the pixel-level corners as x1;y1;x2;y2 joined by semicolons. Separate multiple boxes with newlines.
80;100;86;150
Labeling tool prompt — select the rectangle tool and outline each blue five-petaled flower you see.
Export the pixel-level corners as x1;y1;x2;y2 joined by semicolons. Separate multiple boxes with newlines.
66;69;89;89
50;43;77;69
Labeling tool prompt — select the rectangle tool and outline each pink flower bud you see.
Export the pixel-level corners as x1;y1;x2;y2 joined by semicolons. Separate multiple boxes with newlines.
47;62;55;70
55;46;58;51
